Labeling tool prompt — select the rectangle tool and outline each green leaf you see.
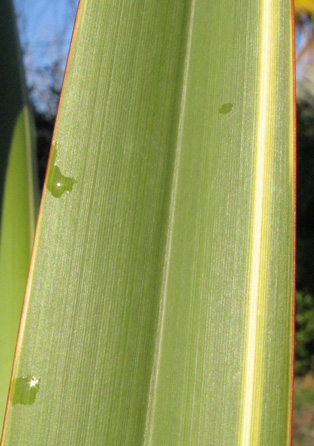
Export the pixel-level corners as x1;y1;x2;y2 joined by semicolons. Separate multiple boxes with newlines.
0;0;38;426
1;0;295;444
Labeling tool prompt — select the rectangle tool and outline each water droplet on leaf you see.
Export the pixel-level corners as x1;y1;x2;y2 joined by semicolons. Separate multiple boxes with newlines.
219;103;233;114
47;142;77;198
11;376;40;406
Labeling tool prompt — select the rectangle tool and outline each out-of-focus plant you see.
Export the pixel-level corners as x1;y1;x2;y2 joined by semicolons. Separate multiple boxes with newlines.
295;0;314;14
295;291;314;375
0;0;38;426
295;1;314;102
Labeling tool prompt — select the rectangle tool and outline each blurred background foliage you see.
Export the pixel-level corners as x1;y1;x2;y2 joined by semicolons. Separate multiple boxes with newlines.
296;1;314;380
296;292;314;375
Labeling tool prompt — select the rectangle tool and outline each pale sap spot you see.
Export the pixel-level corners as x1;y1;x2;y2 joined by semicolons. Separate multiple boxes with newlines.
219;103;233;114
11;376;40;406
47;141;77;198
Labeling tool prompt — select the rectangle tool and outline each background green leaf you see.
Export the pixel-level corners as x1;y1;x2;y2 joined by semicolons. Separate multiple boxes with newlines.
0;0;38;426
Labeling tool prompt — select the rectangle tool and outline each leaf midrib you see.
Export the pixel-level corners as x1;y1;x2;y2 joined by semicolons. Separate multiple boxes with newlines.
142;1;196;443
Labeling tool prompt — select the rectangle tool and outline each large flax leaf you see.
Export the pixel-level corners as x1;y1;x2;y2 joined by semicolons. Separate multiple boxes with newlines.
1;0;295;444
0;0;37;426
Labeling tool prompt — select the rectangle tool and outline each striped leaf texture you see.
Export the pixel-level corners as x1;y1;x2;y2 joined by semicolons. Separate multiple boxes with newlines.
1;0;295;444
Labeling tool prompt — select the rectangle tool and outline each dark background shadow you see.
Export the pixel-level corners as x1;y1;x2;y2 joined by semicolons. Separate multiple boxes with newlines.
0;0;28;227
